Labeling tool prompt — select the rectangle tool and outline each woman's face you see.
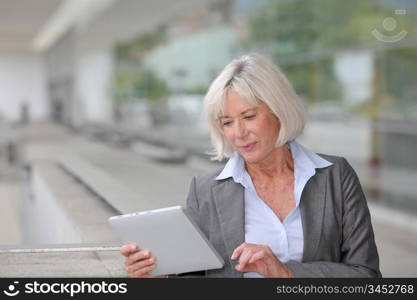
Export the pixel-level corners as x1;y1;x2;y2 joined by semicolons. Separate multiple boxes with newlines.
220;90;280;164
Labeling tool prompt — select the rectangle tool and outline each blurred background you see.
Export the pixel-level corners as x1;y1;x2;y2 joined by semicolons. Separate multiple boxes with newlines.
0;0;416;277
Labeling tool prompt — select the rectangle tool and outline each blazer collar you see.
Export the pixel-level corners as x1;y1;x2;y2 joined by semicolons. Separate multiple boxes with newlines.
212;179;245;278
299;169;328;262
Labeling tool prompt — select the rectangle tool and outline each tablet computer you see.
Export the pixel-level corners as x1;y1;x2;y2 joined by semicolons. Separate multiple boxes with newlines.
108;206;224;276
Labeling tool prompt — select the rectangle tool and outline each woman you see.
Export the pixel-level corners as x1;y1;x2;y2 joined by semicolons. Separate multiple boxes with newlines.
120;53;381;278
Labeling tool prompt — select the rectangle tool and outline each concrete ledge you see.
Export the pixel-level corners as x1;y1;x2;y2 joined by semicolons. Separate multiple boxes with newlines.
130;141;187;164
2;158;130;277
23;160;120;245
0;246;126;277
56;155;145;215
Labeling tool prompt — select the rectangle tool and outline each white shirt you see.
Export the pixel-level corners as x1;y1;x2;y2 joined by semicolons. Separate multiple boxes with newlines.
215;140;332;277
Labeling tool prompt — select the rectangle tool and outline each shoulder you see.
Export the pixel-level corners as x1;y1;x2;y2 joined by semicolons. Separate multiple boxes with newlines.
193;167;224;188
316;153;351;173
188;166;236;198
315;153;362;193
315;153;360;185
317;153;343;164
186;167;228;210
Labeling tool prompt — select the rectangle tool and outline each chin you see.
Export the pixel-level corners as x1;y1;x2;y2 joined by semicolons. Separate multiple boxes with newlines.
239;152;263;164
239;147;277;165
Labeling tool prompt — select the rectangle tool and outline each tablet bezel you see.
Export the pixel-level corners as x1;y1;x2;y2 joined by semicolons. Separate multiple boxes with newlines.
108;206;224;276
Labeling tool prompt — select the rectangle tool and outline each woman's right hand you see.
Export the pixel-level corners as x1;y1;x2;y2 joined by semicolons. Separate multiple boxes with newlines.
120;243;165;278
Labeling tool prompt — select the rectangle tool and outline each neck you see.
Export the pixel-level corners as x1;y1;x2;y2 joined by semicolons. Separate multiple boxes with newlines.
245;145;294;179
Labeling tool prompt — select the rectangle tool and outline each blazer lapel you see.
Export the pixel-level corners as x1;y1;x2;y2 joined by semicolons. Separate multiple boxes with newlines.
212;179;245;277
300;169;328;262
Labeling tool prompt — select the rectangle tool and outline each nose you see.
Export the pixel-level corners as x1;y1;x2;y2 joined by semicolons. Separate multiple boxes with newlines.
234;120;248;140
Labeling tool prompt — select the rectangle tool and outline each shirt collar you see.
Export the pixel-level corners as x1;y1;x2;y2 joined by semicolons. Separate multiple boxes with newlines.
215;140;332;182
289;140;333;177
216;151;245;182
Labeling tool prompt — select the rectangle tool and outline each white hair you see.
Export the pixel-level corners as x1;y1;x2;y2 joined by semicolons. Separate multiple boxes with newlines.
204;53;306;161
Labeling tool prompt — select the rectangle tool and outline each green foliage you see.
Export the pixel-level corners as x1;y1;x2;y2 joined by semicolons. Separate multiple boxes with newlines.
281;59;341;102
183;84;209;95
112;68;170;106
136;68;171;105
115;25;167;62
386;47;417;102
112;26;170;109
312;0;382;48
250;0;416;53
246;0;417;107
112;70;139;102
250;0;319;56
384;46;417;116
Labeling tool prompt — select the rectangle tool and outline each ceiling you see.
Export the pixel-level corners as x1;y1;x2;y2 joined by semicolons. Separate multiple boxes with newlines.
0;0;212;54
0;0;64;53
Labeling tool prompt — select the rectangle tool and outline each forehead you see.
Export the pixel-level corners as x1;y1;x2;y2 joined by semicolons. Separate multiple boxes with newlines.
219;90;260;117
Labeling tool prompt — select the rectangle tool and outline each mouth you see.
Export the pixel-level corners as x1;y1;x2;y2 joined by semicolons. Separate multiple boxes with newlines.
239;142;257;152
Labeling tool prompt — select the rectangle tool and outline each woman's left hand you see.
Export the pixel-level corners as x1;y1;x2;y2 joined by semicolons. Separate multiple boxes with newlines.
231;243;293;277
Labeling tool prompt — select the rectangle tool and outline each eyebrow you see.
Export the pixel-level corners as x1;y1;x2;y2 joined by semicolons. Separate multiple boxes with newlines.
219;108;257;120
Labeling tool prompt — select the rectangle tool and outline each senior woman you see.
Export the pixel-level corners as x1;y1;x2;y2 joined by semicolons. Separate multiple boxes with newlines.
120;53;381;278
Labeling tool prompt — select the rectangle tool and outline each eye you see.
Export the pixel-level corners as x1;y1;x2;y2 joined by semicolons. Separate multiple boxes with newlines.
222;120;232;127
244;114;256;120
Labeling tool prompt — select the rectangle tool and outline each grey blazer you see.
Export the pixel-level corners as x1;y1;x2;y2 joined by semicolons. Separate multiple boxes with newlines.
181;154;381;278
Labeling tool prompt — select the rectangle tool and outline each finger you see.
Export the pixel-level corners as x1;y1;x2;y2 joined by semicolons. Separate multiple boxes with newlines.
231;243;246;260
237;248;254;270
125;249;151;266
120;243;139;257
252;247;279;267
127;257;156;274
131;264;156;278
248;250;266;264
238;251;268;273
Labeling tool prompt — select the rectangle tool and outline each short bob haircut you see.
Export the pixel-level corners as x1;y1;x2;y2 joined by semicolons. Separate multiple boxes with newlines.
204;53;306;161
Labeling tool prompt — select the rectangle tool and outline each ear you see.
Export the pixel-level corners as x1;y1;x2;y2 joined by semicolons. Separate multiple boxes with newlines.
274;117;282;147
